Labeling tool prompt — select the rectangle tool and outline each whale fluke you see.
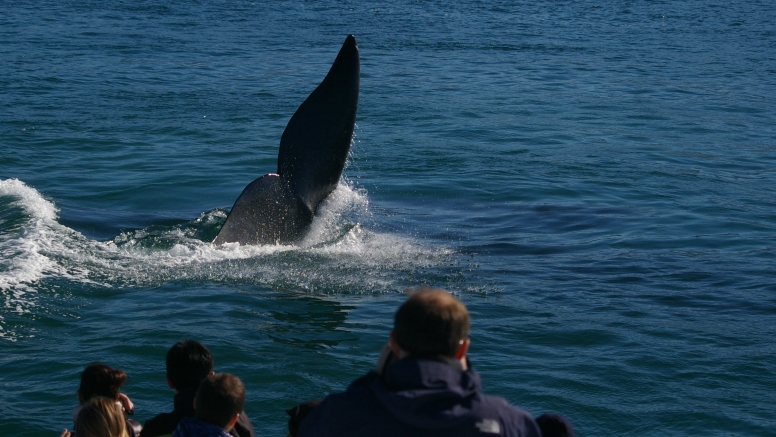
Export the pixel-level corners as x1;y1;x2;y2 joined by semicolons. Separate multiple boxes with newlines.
213;35;359;245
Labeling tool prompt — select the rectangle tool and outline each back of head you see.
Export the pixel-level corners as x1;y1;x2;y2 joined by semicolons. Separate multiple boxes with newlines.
79;363;127;402
195;373;246;429
166;340;214;392
393;287;470;357
76;396;129;437
536;413;575;437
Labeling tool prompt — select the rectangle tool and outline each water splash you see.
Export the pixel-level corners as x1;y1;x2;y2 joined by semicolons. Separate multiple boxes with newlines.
0;179;95;291
0;178;455;340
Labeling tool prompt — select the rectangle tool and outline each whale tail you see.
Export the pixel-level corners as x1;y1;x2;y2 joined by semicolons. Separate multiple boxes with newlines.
213;35;360;245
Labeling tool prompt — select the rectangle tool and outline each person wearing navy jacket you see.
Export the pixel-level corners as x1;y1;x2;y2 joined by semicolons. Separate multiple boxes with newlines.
296;287;542;437
141;341;255;437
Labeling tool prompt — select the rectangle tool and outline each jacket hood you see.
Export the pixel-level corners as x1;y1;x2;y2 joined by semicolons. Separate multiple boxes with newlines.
370;358;483;431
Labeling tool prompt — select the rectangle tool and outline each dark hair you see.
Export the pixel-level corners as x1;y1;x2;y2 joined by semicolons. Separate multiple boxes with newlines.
195;373;245;429
393;287;470;357
536;414;575;437
166;340;214;392
75;396;129;437
79;364;127;402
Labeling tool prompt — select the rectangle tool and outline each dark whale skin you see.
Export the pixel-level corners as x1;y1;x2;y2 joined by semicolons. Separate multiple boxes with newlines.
213;35;359;245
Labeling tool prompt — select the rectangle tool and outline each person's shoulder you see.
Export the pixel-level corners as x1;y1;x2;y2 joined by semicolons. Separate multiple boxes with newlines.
140;412;176;437
319;386;373;410
229;410;255;437
345;370;380;391
143;411;175;427
476;393;526;414
297;383;379;437
476;394;541;436
323;371;380;405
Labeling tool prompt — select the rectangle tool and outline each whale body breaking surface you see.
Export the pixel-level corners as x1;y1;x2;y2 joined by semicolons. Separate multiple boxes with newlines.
213;35;360;246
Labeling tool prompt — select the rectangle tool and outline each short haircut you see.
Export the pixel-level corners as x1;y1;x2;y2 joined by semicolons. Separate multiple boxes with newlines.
393;287;470;357
195;373;246;429
166;340;214;392
75;396;129;437
79;363;127;402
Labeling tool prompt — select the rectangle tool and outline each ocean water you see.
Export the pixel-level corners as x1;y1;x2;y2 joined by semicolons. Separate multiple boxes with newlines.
2;1;776;435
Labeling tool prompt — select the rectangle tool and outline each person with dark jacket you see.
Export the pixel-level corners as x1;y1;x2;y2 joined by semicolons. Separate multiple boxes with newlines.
173;373;245;437
296;287;542;437
140;341;255;437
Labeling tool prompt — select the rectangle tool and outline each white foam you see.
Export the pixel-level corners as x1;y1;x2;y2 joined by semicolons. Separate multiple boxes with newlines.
0;178;455;339
0;179;76;293
0;179;89;340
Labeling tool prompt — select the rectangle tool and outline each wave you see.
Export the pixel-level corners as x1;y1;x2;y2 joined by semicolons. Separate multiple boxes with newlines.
0;178;455;339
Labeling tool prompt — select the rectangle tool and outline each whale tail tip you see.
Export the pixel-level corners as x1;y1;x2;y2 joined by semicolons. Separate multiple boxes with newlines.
213;35;360;246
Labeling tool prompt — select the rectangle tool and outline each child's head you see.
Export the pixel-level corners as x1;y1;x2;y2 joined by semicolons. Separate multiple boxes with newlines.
75;396;129;437
78;363;127;403
166;340;214;392
194;373;245;431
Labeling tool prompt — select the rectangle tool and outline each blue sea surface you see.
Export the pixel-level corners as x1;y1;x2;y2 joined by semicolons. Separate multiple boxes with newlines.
2;1;776;435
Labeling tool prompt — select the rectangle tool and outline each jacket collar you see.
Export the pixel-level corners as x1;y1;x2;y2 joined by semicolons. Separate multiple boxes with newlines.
173;390;197;416
370;358;484;430
382;357;480;394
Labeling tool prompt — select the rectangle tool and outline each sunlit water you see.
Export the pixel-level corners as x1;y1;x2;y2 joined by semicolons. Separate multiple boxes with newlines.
2;1;775;436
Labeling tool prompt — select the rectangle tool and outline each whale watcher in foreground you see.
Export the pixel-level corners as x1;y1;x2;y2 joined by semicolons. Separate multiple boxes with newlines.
57;291;573;436
212;35;359;246
293;287;544;437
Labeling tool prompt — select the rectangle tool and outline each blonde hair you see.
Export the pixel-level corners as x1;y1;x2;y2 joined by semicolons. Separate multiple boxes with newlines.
75;396;129;437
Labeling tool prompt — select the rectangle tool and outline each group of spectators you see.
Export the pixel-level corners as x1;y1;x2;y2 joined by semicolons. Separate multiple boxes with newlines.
62;287;573;437
60;341;251;437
